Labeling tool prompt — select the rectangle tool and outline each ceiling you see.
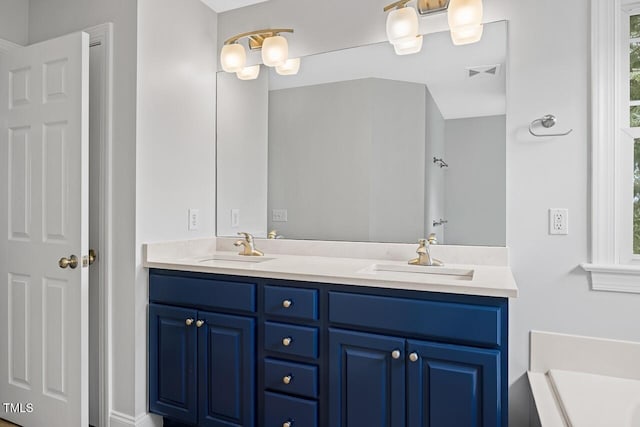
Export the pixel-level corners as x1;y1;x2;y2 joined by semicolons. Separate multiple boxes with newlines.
200;0;270;13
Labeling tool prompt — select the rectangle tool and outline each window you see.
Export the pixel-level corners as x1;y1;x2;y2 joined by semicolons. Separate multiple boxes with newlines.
584;0;640;293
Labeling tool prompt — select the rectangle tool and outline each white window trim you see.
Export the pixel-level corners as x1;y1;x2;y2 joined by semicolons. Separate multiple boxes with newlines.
583;0;640;293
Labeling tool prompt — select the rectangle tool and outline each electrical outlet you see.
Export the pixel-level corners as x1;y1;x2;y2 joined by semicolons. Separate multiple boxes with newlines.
549;208;568;235
188;209;200;231
231;209;240;228
272;209;288;222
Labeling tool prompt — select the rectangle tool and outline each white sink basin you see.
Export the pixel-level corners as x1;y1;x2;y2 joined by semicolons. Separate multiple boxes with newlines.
364;264;474;281
199;254;274;264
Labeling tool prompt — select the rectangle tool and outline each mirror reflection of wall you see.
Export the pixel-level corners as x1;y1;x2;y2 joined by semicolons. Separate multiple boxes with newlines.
217;20;507;246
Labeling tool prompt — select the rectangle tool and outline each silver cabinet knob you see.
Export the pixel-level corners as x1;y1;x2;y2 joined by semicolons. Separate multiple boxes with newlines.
282;299;292;308
391;349;401;359
409;352;419;362
185;318;194;326
282;375;292;385
283;422;292;427
282;337;292;347
196;320;205;328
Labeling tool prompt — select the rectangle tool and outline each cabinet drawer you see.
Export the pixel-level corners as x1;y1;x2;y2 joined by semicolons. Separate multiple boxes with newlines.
264;285;318;320
264;392;318;427
149;270;256;313
264;358;318;399
264;322;319;359
329;292;502;347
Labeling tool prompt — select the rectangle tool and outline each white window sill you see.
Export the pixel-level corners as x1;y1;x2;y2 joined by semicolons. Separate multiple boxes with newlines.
581;263;640;294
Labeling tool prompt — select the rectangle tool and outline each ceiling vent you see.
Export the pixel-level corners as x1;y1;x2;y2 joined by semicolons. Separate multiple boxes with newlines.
466;64;502;78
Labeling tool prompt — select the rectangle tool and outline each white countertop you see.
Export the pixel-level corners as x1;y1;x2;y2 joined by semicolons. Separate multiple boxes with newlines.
144;239;518;298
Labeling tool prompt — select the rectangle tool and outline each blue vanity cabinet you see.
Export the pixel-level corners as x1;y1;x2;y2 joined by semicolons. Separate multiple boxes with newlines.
328;290;507;427
406;340;500;427
198;312;255;427
149;269;509;427
149;270;257;427
329;329;406;427
149;304;198;425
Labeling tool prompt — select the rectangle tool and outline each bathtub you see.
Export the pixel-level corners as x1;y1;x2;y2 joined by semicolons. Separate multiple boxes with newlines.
528;331;640;427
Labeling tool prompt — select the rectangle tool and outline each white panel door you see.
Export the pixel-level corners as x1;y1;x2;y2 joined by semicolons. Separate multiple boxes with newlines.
0;32;90;427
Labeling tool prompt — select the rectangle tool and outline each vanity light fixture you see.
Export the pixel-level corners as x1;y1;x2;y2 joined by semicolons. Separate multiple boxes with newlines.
383;0;483;53
447;0;483;45
236;64;261;80
276;57;301;75
384;0;423;55
221;28;301;79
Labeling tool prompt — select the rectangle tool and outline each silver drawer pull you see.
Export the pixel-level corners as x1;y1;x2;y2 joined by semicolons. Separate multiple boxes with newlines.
409;352;419;362
283;375;293;385
282;337;292;347
391;349;401;359
282;299;293;308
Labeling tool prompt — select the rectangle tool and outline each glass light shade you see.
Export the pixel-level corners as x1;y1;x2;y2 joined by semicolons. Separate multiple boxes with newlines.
220;43;246;73
450;24;483;45
262;35;288;67
275;57;301;75
386;6;419;44
393;35;423;55
236;64;261;80
448;0;483;30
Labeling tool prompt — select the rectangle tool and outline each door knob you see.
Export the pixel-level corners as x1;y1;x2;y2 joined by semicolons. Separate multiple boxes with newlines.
196;320;205;328
185;318;194;326
282;375;293;385
282;421;292;427
58;255;79;269
391;349;401;359
282;337;292;347
409;352;419;362
282;299;292;308
88;249;97;265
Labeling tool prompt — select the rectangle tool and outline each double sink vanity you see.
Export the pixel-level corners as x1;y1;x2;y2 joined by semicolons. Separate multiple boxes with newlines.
144;236;517;427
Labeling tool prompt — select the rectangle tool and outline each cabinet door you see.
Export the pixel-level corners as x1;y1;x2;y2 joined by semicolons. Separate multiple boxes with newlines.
329;328;405;427
149;303;198;424
198;311;255;427
407;340;501;427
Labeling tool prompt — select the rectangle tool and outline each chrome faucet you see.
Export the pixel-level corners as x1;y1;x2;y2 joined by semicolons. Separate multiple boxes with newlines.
408;239;443;266
234;232;264;256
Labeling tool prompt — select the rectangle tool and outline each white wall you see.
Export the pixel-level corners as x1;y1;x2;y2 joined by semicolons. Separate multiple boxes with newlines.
444;115;506;246
216;70;268;237
0;0;28;45
136;0;217;422
219;1;640;425
28;0;139;420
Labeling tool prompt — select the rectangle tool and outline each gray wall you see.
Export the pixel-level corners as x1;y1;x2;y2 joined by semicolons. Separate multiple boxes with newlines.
0;0;28;45
444;115;506;246
267;78;425;242
424;87;446;242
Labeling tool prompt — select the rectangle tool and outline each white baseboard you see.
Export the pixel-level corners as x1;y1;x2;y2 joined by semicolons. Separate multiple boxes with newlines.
109;411;161;427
